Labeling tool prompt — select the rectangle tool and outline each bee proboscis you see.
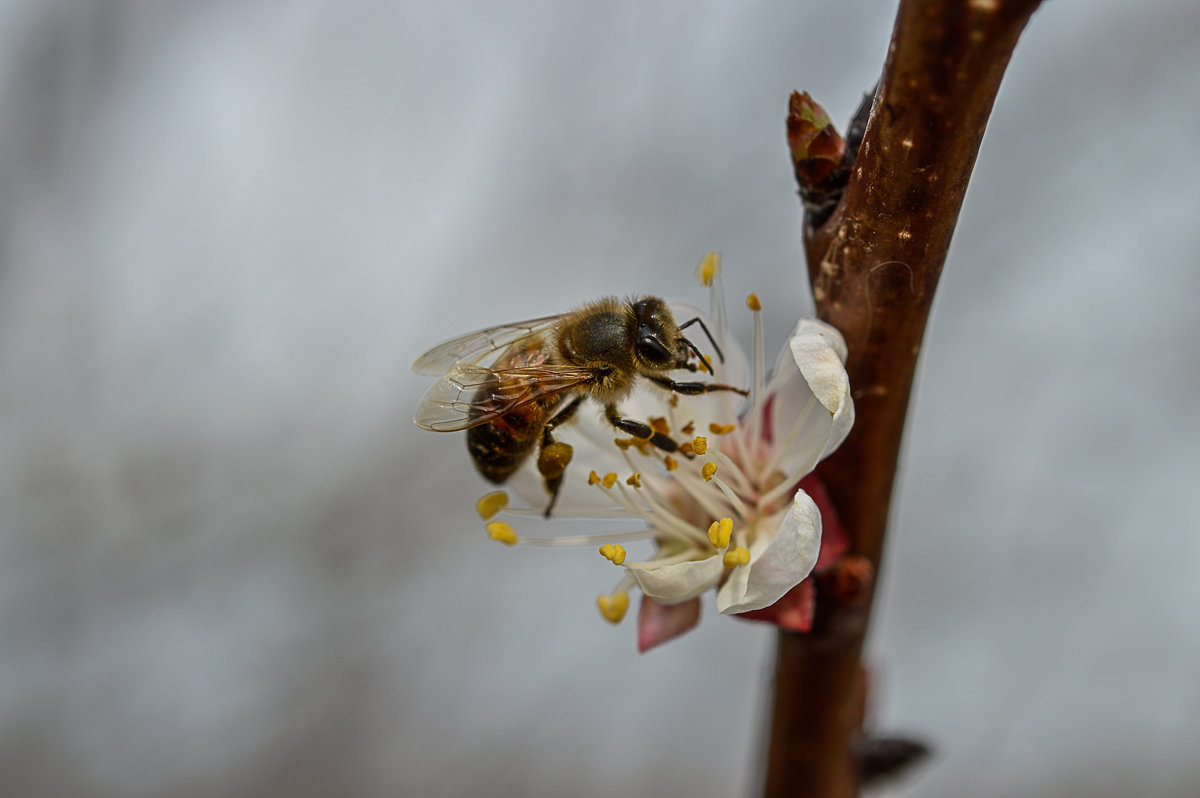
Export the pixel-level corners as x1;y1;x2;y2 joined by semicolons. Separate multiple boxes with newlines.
413;296;748;516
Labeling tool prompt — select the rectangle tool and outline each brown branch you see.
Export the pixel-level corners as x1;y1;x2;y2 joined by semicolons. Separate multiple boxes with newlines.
763;1;1043;796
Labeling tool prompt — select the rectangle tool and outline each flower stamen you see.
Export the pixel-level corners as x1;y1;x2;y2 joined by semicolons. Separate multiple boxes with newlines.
744;292;767;451
707;517;733;549
599;544;627;565
709;474;754;521
610;479;709;547
712;451;755;496
596;589;630;623
476;491;509;520
486;521;519;546
722;546;751;568
510;528;655;547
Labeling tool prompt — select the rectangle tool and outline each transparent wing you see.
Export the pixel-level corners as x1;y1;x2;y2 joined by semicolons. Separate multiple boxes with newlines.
414;363;597;432
411;315;563;375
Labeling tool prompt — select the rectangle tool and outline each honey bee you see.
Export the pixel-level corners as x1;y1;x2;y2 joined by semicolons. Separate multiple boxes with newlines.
413;296;749;516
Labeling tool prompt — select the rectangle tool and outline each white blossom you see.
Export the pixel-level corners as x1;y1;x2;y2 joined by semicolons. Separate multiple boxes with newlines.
478;255;853;632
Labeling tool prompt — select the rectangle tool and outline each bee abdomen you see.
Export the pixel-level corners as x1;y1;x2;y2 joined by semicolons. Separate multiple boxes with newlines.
467;418;536;483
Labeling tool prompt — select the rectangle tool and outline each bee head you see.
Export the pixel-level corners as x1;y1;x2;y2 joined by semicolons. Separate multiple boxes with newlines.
631;296;685;371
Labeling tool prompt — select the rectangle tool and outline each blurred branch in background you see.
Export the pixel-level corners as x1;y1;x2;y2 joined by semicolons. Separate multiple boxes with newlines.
765;1;1044;795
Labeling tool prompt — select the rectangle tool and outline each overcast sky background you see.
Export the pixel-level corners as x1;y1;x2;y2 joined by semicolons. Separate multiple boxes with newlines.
2;1;1198;796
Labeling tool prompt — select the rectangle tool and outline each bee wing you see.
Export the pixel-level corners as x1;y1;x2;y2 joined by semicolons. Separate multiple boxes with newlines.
411;315;563;375
414;363;597;432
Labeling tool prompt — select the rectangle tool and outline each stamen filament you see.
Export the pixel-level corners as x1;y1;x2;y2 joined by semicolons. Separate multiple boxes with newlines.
502;506;632;518
744;299;767;450
710;475;753;520
713;451;755;497
597;466;696;544
612;446;726;548
630;548;717;569
614;480;710;547
515;528;657;547
761;474;801;508
667;459;741;522
702;253;728;345
608;447;712;546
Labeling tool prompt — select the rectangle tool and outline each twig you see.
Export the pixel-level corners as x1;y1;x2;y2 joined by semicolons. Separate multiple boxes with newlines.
763;1;1044;796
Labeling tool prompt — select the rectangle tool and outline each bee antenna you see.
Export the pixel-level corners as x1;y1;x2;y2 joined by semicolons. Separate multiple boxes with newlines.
678;317;725;365
682;337;715;375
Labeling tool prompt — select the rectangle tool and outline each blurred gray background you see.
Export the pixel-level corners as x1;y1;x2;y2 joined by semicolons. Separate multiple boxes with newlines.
3;1;1198;796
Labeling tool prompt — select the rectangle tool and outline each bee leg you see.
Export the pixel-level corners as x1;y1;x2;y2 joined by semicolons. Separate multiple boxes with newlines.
645;375;750;397
538;397;583;517
604;405;680;454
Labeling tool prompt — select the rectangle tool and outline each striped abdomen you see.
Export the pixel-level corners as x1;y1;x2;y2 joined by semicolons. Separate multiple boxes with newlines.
466;339;567;483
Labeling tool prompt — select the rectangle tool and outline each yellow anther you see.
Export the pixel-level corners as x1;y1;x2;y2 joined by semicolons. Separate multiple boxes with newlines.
663;455;678;471
588;470;602;485
681;421;696;436
707;517;733;549
626;472;642;488
649;416;671;436
596;590;630;623
746;292;762;311
723;546;751;567
600;544;627;565
708;422;735;435
679;441;695;457
701;462;718;482
601;472;618;488
475;491;508;520
697;251;721;287
692;436;708;455
486;521;519;546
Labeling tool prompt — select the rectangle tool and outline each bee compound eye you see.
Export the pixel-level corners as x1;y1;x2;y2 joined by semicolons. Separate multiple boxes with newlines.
637;333;673;366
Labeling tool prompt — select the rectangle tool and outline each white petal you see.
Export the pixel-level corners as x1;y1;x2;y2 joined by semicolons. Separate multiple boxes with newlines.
716;489;821;614
794;318;848;363
758;320;854;479
625;552;725;605
789;320;853;460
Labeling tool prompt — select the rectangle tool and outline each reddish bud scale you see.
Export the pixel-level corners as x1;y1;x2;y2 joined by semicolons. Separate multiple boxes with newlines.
787;92;852;224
